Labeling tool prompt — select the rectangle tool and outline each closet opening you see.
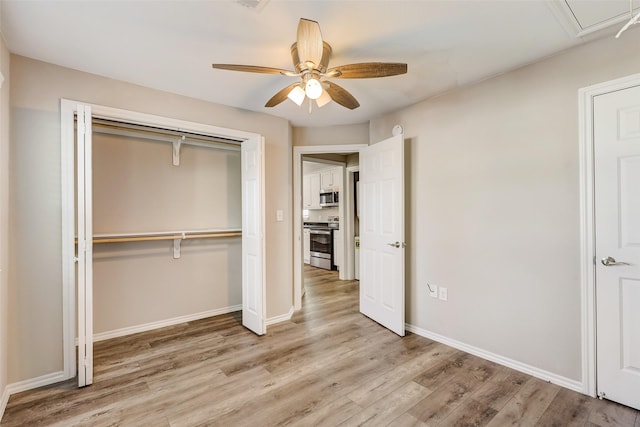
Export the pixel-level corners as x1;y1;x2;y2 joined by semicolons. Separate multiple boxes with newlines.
61;100;266;387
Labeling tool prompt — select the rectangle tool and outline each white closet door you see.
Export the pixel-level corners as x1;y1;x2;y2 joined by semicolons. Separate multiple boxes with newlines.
594;85;640;410
241;136;266;335
77;105;94;386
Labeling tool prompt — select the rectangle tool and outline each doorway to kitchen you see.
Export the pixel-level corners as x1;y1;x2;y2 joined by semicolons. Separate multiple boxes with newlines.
293;145;366;310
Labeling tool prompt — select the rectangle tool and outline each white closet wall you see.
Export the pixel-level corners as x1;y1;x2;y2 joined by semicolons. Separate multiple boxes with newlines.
91;131;242;336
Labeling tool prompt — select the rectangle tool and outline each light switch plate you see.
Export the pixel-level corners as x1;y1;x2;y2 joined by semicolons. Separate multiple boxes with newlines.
276;210;284;221
439;287;448;301
428;283;438;298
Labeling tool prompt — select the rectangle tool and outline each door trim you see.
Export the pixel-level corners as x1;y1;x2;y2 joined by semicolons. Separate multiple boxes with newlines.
578;71;640;397
293;144;367;310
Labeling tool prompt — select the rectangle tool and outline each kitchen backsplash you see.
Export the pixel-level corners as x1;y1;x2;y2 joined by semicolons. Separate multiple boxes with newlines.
303;206;339;221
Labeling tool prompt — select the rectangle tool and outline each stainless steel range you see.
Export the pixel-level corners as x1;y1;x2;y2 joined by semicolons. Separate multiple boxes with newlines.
304;217;339;270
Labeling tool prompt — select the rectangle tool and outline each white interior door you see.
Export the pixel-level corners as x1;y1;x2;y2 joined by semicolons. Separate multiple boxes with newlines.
76;105;94;387
359;134;405;336
241;136;266;335
594;84;640;410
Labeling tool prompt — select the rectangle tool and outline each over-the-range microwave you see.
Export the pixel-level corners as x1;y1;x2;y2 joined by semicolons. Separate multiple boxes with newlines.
319;190;339;207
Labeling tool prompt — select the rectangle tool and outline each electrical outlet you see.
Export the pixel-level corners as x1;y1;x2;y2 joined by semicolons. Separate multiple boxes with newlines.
427;283;438;298
276;210;284;222
439;287;448;301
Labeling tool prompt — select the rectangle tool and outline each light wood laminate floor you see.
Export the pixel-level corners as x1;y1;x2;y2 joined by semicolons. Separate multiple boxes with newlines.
2;266;639;426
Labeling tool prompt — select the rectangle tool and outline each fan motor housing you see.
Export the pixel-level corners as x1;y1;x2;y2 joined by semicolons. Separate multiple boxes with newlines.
291;42;332;74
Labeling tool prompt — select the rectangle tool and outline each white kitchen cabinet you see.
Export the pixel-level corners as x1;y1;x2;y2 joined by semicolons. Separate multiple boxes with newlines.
321;170;334;190
320;167;342;191
303;173;321;209
333;230;342;269
303;228;311;264
333;168;342;191
303;174;311;207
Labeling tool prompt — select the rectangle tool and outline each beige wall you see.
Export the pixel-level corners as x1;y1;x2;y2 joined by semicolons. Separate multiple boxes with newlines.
346;153;359;168
370;30;640;382
91;133;242;334
9;55;292;383
293;123;368;146
0;34;10;405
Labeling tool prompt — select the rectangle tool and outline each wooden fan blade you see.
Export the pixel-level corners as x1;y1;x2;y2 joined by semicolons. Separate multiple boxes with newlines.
297;18;324;70
212;64;297;76
265;83;300;107
325;63;407;79
319;42;332;73
325;82;360;110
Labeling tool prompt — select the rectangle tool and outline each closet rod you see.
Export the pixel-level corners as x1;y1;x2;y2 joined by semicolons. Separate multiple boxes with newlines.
94;232;242;244
77;229;242;244
83;117;244;150
93;124;241;153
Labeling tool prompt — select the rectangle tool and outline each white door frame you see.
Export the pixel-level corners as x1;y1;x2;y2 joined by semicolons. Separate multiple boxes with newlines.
293;144;367;310
60;99;265;380
578;71;640;397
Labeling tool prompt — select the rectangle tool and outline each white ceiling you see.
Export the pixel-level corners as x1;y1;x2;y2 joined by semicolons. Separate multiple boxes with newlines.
1;0;637;127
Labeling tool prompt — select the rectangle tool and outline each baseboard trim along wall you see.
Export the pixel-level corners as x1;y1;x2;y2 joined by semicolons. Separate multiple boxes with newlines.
6;370;67;398
405;324;584;394
266;306;294;326
96;304;294;341
93;305;243;342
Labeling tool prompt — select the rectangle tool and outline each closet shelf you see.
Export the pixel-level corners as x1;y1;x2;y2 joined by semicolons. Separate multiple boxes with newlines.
93;229;242;244
77;229;242;259
77;229;242;244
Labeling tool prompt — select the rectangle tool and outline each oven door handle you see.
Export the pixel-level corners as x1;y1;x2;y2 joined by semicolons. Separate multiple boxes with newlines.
311;230;331;235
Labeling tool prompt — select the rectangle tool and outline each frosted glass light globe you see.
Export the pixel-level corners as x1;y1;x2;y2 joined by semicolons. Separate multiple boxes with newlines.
305;78;323;100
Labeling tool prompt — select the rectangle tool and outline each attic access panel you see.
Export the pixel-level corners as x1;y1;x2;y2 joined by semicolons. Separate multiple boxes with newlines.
560;0;640;35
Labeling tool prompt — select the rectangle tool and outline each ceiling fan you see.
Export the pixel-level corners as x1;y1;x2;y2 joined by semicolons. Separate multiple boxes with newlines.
212;18;407;110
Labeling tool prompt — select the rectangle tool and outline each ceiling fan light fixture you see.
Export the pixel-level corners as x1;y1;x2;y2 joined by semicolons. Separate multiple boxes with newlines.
305;77;323;100
316;90;332;108
287;85;306;106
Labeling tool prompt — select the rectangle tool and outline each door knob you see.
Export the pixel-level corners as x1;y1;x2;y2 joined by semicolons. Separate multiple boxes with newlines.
601;256;630;266
387;241;406;248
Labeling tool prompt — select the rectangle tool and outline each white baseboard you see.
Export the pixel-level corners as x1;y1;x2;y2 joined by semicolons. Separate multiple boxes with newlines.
266;306;294;326
405;323;584;394
0;384;9;421
96;304;293;341
93;305;242;342
6;370;67;396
